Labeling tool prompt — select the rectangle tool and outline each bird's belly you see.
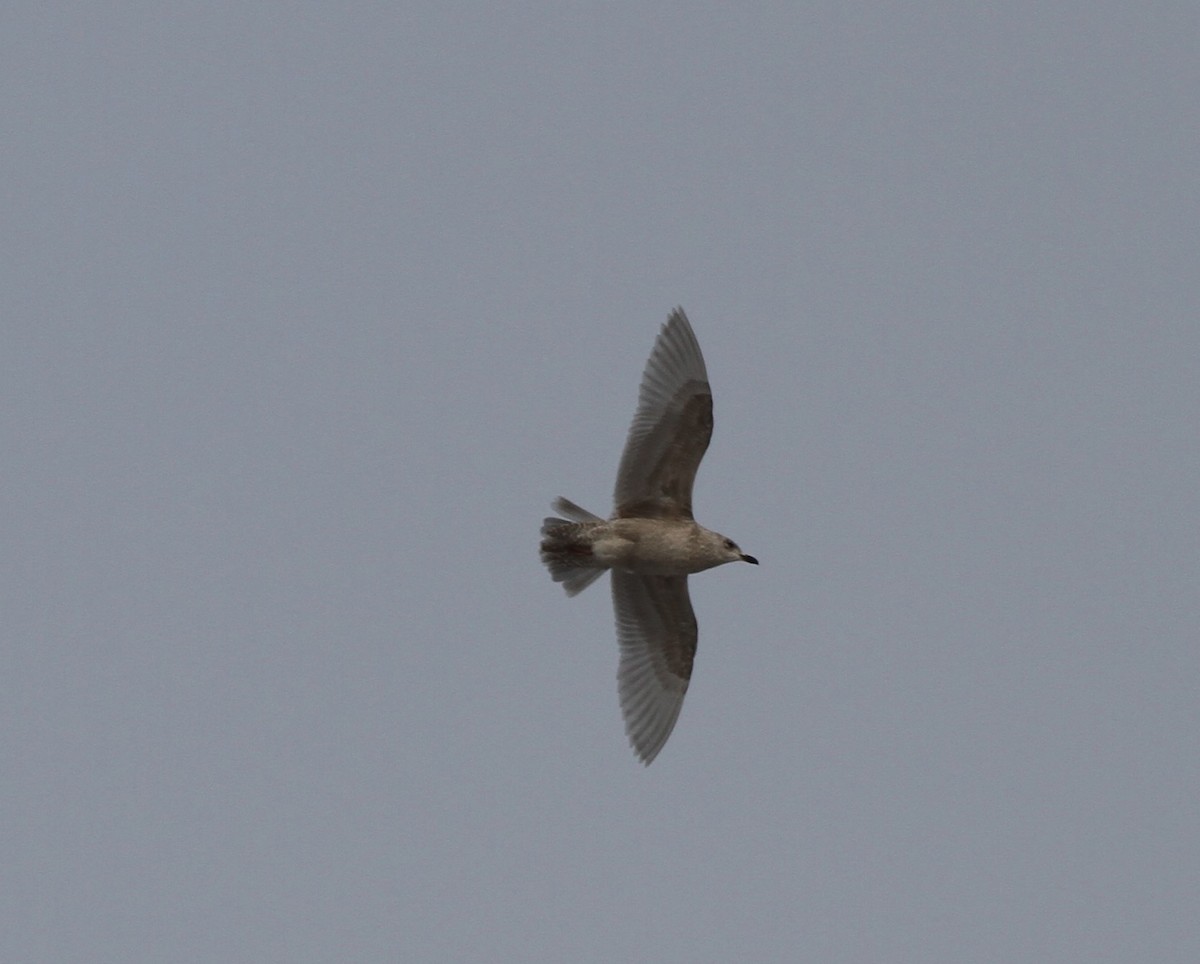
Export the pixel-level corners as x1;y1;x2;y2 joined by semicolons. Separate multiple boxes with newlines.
613;540;710;576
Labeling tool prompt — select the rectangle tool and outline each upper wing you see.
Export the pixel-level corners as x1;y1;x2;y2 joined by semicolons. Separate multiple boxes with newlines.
611;570;697;765
613;308;712;520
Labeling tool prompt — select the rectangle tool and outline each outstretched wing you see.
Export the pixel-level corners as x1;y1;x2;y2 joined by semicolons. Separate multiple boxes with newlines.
613;308;712;520
611;570;697;765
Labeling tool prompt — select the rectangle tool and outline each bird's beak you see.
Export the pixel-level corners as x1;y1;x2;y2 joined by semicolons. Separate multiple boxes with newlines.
741;554;759;565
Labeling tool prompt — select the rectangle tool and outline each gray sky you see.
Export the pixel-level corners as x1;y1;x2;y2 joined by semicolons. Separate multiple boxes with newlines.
4;3;1197;961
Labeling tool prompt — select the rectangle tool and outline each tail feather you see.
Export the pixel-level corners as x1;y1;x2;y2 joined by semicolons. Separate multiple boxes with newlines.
540;500;607;596
552;497;604;523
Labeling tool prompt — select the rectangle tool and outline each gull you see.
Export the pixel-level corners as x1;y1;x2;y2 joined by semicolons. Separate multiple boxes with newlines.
539;308;757;764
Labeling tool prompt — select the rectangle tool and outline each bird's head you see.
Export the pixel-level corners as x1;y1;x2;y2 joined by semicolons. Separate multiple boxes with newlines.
709;531;758;567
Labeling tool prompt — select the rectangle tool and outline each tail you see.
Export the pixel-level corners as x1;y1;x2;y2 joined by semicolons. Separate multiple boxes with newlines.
540;498;607;596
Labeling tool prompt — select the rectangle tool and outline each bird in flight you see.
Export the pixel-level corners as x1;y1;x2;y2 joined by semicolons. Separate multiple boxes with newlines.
540;308;757;764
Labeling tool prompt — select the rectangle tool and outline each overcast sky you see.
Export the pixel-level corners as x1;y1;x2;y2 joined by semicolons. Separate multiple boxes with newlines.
4;3;1198;961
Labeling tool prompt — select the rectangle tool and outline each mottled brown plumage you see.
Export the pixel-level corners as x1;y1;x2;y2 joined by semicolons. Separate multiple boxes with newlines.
540;308;756;765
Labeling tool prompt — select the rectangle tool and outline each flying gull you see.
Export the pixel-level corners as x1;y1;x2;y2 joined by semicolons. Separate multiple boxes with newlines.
540;308;757;764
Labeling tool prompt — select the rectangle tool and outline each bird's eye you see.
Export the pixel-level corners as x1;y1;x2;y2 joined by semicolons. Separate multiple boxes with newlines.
724;539;736;550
